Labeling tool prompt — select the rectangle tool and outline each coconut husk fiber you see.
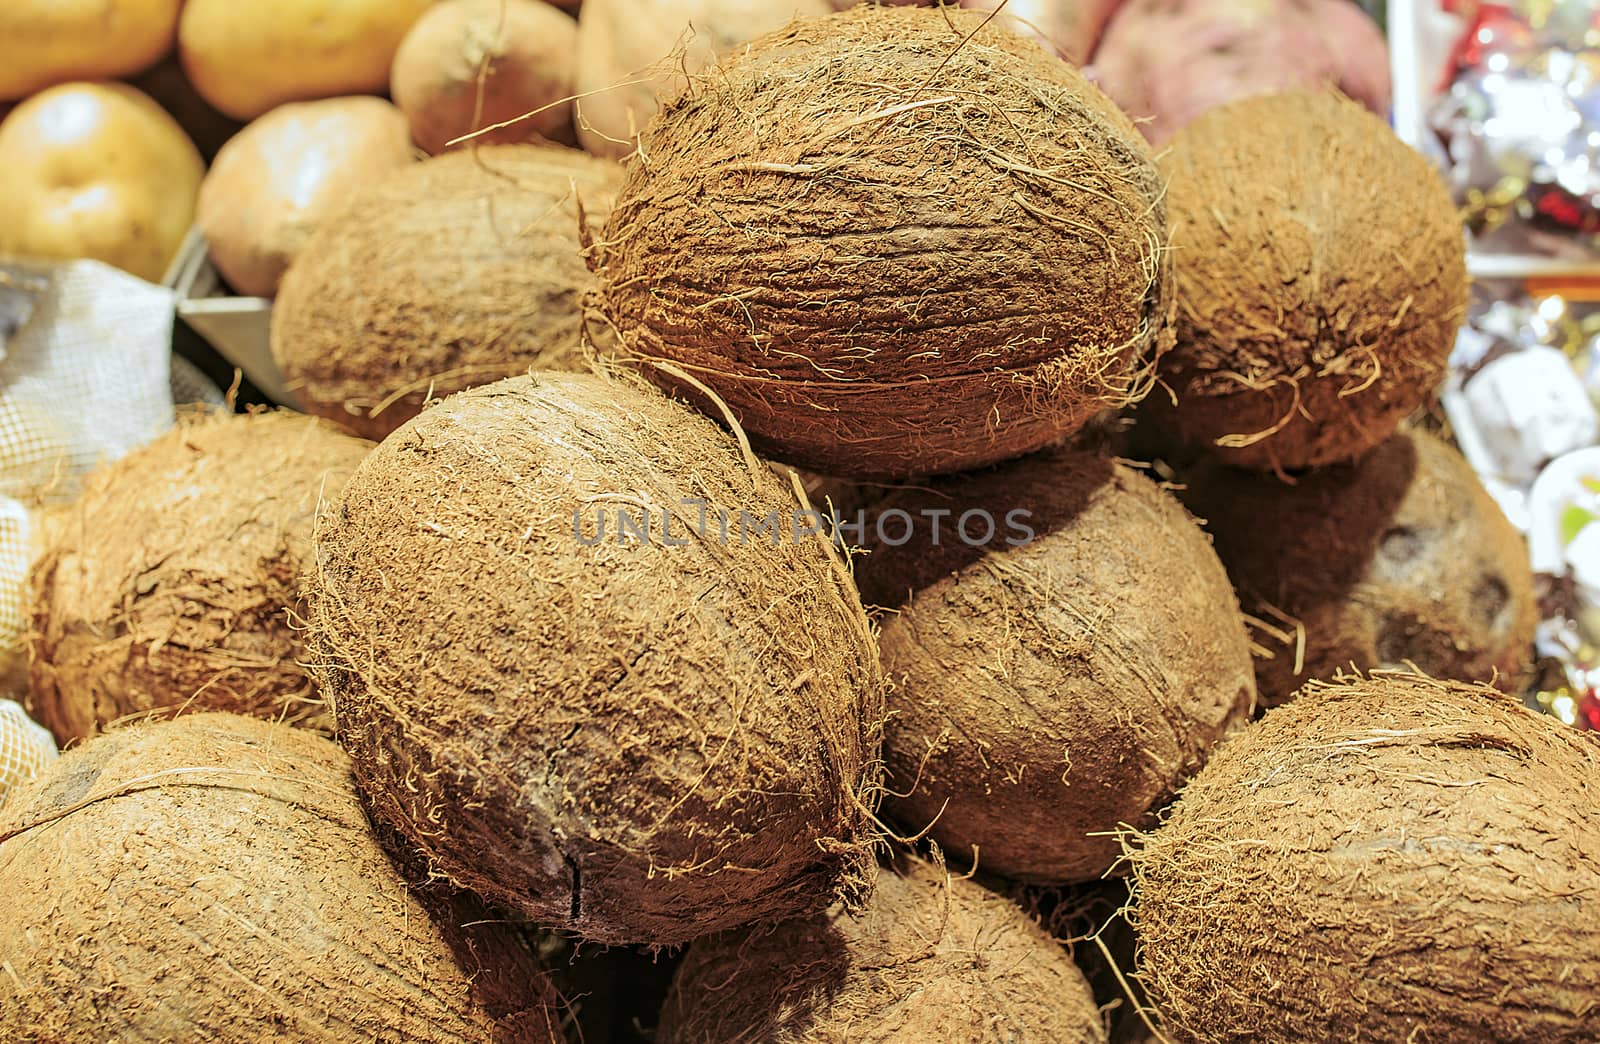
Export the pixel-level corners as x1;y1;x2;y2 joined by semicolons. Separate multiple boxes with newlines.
854;448;1256;883
273;144;620;441
1180;427;1536;707
27;411;371;746
1130;674;1600;1042
592;6;1171;480
307;371;884;947
0;713;563;1042
657;854;1106;1042
1151;91;1466;472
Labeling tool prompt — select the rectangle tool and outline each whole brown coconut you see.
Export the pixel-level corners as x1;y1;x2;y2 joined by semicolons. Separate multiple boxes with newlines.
0;713;562;1042
1153;91;1466;471
1131;674;1600;1042
658;855;1107;1042
308;372;884;946
592;6;1171;479
854;449;1256;883
1180;427;1536;706
273;144;619;441
27;411;371;745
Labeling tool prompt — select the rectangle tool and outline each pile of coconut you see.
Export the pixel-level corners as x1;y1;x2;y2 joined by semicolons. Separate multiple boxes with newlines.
3;8;1593;1043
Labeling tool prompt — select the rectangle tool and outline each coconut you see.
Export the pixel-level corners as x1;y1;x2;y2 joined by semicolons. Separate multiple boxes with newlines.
592;6;1170;479
0;712;562;1041
1131;674;1600;1042
27;411;370;745
854;448;1255;883
272;144;620;441
308;371;883;946
1151;91;1466;472
1180;427;1535;706
658;855;1106;1042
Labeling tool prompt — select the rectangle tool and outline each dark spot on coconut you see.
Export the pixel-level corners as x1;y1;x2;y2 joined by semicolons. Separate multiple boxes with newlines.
1374;613;1423;668
1473;575;1511;630
1378;525;1425;569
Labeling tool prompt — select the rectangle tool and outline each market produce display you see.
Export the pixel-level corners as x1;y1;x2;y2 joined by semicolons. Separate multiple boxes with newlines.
0;713;564;1041
594;7;1170;478
27;412;370;744
196;96;416;297
272;144;617;439
856;447;1255;882
308;372;882;946
0;2;1593;1041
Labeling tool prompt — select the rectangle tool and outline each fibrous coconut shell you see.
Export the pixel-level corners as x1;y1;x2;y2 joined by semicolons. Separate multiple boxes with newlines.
1152;91;1466;471
308;371;884;946
0;712;563;1042
273;144;620;441
1180;427;1535;706
27;411;371;745
593;6;1171;479
855;448;1256;882
658;854;1107;1042
1131;674;1600;1043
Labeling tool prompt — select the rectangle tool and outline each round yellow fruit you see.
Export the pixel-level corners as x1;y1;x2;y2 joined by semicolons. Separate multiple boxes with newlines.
0;0;182;102
179;0;436;120
0;82;204;283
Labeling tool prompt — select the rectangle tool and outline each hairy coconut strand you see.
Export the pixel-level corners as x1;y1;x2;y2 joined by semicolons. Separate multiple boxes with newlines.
0;713;563;1042
1181;427;1536;706
1153;91;1467;471
308;372;884;946
855;449;1256;883
27;411;371;745
273;144;620;441
1131;674;1600;1043
593;6;1171;479
658;854;1107;1042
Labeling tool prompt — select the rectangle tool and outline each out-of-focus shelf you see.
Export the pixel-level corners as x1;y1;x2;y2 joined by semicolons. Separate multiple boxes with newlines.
1392;0;1600;289
1469;254;1600;282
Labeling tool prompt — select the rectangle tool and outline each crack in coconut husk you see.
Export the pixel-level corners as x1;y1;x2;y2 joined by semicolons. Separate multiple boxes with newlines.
307;371;885;947
588;6;1173;479
1152;91;1467;472
1127;673;1600;1043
